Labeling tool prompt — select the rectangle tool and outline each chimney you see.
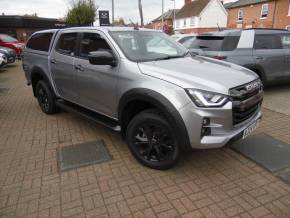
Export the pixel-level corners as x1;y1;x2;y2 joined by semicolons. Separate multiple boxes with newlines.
184;0;192;5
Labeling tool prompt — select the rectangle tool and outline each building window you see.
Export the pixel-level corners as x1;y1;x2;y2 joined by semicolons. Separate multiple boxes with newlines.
288;3;290;16
190;17;195;26
237;8;244;22
287;26;290;31
175;20;180;28
260;4;269;18
183;19;187;27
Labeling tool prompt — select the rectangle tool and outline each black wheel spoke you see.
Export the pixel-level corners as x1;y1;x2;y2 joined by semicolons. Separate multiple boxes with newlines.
132;121;175;163
159;143;173;151
143;124;154;141
37;86;49;112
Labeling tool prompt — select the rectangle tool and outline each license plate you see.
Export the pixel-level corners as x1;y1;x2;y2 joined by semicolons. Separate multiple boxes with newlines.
242;119;261;139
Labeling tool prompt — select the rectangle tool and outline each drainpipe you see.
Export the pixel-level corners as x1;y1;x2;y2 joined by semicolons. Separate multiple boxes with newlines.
272;0;277;28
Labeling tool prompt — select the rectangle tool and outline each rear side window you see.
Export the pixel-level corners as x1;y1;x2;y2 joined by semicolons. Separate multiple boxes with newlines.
190;36;224;51
221;36;240;51
26;33;53;52
254;34;282;49
55;33;78;55
188;35;240;51
281;34;290;49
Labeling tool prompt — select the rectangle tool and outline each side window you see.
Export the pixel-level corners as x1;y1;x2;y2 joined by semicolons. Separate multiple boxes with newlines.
282;35;290;49
55;33;78;55
79;33;112;59
222;36;240;51
254;35;282;50
26;33;53;52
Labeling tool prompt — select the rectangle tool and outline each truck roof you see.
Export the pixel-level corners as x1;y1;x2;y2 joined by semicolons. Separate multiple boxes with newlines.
36;26;158;33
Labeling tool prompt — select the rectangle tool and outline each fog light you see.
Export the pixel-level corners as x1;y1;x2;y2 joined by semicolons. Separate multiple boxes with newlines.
202;118;210;126
201;118;211;138
201;127;211;137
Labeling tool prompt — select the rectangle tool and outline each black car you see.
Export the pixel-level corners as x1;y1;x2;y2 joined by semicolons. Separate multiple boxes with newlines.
0;46;16;64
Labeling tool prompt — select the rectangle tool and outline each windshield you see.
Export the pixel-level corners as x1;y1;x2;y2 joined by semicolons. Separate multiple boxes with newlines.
0;34;18;43
109;31;187;62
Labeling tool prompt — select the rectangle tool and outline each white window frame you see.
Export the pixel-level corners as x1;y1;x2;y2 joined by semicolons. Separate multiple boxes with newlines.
190;17;195;26
260;4;269;19
288;3;290;16
237;8;244;22
175;20;180;28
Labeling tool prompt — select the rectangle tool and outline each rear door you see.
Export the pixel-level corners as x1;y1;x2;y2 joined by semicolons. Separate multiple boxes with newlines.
50;31;79;102
253;34;285;81
281;33;290;78
73;31;119;117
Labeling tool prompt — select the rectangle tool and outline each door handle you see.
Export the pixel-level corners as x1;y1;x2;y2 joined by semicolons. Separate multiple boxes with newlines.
255;56;264;60
75;64;84;72
50;59;57;64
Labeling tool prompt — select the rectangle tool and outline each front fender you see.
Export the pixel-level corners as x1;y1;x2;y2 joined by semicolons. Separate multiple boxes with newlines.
118;88;192;151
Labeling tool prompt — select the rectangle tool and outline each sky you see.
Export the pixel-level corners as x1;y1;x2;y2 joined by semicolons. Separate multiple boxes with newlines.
0;0;236;24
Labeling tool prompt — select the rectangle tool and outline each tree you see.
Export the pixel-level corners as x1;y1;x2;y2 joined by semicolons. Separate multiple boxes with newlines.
138;0;144;27
113;18;126;26
65;0;98;26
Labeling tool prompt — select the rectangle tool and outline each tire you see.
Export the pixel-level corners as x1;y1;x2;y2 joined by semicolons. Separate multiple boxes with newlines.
35;80;58;114
126;109;180;170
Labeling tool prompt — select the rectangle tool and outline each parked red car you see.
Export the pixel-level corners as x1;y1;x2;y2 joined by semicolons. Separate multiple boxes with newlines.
0;34;25;58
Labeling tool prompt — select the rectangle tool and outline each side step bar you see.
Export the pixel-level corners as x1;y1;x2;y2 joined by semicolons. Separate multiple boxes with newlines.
56;99;121;132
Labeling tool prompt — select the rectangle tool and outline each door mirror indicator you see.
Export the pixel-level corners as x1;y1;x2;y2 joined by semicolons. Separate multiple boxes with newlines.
88;51;117;67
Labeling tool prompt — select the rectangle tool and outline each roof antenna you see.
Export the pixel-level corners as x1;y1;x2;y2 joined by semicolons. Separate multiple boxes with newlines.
217;23;221;31
129;18;139;30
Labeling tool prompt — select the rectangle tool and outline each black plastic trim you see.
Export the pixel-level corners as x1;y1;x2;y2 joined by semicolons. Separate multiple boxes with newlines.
118;88;192;151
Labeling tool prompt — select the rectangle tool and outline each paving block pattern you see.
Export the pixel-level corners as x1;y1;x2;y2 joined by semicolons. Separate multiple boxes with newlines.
0;63;290;217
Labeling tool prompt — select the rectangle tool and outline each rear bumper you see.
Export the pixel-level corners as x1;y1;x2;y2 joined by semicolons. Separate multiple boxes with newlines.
179;101;262;149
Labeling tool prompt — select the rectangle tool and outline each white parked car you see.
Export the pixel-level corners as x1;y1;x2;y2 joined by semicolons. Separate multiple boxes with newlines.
171;34;196;44
0;53;7;68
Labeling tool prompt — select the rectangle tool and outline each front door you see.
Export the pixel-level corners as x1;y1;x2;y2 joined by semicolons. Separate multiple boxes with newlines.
281;33;290;79
50;32;79;102
74;31;119;118
252;34;286;81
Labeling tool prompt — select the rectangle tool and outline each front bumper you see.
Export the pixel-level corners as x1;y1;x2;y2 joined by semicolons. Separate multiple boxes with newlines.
179;101;262;149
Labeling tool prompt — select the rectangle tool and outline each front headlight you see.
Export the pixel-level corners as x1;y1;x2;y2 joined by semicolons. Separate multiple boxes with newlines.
186;89;228;108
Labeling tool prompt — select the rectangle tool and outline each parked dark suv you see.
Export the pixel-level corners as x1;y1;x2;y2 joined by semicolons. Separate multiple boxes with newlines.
183;29;290;84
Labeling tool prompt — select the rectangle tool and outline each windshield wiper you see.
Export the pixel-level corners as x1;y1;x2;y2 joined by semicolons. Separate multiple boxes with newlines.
153;55;184;61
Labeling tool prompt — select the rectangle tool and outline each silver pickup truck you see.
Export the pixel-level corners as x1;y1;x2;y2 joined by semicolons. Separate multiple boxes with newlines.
22;27;263;169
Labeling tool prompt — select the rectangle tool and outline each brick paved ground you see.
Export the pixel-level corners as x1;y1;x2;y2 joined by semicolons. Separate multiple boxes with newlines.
0;63;290;218
263;85;290;116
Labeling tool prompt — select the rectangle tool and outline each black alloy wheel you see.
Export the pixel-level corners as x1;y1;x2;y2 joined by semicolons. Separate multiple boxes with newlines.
35;80;58;114
126;109;180;170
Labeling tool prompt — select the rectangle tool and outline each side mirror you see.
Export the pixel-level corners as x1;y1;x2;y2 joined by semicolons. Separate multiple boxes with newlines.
88;51;117;67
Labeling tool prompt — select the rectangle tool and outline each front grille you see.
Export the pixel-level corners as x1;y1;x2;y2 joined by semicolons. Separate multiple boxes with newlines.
230;80;263;125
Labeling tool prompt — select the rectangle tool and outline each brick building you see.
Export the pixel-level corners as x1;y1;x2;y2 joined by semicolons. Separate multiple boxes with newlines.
151;9;179;31
174;0;228;33
226;0;290;30
0;15;66;42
